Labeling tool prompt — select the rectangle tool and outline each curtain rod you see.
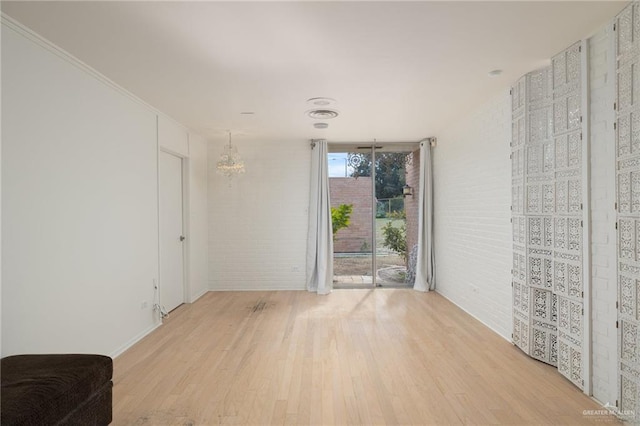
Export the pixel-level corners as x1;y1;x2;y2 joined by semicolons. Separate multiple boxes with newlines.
324;140;423;145
316;137;435;144
310;137;436;148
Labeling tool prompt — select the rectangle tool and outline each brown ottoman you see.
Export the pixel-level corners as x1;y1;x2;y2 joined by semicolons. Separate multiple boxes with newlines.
1;354;113;425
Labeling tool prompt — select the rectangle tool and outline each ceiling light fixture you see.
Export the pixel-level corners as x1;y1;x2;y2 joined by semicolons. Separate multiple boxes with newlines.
488;69;503;77
216;131;245;179
306;109;339;120
314;123;329;129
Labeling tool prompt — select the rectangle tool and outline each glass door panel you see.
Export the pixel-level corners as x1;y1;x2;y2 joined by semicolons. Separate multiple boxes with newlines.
329;150;374;288
374;149;417;287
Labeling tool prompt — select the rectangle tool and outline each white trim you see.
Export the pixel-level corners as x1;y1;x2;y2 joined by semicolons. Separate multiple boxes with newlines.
209;286;307;292
155;116;162;319
159;146;189;160
0;7;4;359
181;153;191;304
110;322;162;359
183;139;193;303
581;37;593;396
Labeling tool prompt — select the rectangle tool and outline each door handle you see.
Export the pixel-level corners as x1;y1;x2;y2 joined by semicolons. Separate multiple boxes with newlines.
179;235;186;242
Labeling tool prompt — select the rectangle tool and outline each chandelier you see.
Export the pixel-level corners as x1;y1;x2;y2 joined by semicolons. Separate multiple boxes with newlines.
216;132;245;178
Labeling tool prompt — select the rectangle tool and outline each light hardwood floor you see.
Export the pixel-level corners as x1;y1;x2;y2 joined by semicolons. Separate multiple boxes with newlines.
113;290;618;425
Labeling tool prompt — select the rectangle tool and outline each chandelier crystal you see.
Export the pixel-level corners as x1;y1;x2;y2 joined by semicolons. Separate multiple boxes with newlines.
216;132;245;178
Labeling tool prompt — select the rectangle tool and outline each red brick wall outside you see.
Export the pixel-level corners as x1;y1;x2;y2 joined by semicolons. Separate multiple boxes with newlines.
330;177;373;253
405;149;420;255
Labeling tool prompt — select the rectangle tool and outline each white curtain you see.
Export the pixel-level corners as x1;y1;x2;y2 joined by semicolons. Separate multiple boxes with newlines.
414;140;436;292
306;139;333;295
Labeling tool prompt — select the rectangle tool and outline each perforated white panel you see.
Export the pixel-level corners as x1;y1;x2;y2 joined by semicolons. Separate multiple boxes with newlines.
512;75;529;354
616;1;640;419
512;41;585;391
527;67;558;366
552;42;584;389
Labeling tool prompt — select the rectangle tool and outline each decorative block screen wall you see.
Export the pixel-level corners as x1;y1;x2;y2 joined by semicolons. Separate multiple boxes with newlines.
511;41;586;390
553;42;585;389
616;1;640;417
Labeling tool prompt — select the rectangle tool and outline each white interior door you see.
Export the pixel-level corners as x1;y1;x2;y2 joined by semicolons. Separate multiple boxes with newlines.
159;150;185;313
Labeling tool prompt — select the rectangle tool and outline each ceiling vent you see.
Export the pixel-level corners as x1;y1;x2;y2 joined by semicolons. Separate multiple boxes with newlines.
307;97;336;106
306;109;339;120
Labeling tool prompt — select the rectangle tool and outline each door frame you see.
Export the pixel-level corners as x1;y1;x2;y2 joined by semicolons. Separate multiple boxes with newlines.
372;146;378;287
329;142;419;288
158;147;190;311
329;144;376;289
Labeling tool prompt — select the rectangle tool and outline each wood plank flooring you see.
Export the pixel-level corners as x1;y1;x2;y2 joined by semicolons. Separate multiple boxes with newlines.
113;290;618;425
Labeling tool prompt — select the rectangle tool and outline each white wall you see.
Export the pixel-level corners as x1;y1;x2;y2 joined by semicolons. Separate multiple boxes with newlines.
588;23;618;405
1;22;160;356
208;138;309;290
159;115;189;158
188;133;209;301
1;19;210;357
432;22;620;399
433;92;513;340
0;20;3;357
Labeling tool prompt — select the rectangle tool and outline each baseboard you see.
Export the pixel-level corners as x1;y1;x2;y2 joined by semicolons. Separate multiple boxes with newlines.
109;321;162;359
435;290;512;343
208;284;307;291
190;288;209;303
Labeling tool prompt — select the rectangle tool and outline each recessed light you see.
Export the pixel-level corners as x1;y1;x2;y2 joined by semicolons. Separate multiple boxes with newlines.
314;123;329;129
307;97;336;106
488;69;503;77
240;112;255;115
306;109;339;120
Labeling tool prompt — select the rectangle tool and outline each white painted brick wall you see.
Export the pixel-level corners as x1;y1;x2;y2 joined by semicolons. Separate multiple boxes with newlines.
433;26;619;398
187;133;209;302
208;138;309;290
588;22;618;406
433;91;513;340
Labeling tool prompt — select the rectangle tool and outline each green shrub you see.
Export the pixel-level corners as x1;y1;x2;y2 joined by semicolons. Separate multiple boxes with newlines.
381;221;407;261
331;204;353;238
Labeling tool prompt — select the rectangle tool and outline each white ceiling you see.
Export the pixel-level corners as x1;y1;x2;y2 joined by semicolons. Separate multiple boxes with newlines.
1;1;627;143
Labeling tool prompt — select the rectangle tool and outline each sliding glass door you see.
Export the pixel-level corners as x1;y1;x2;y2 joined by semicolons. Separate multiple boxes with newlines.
374;149;416;287
329;144;418;288
328;148;374;287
